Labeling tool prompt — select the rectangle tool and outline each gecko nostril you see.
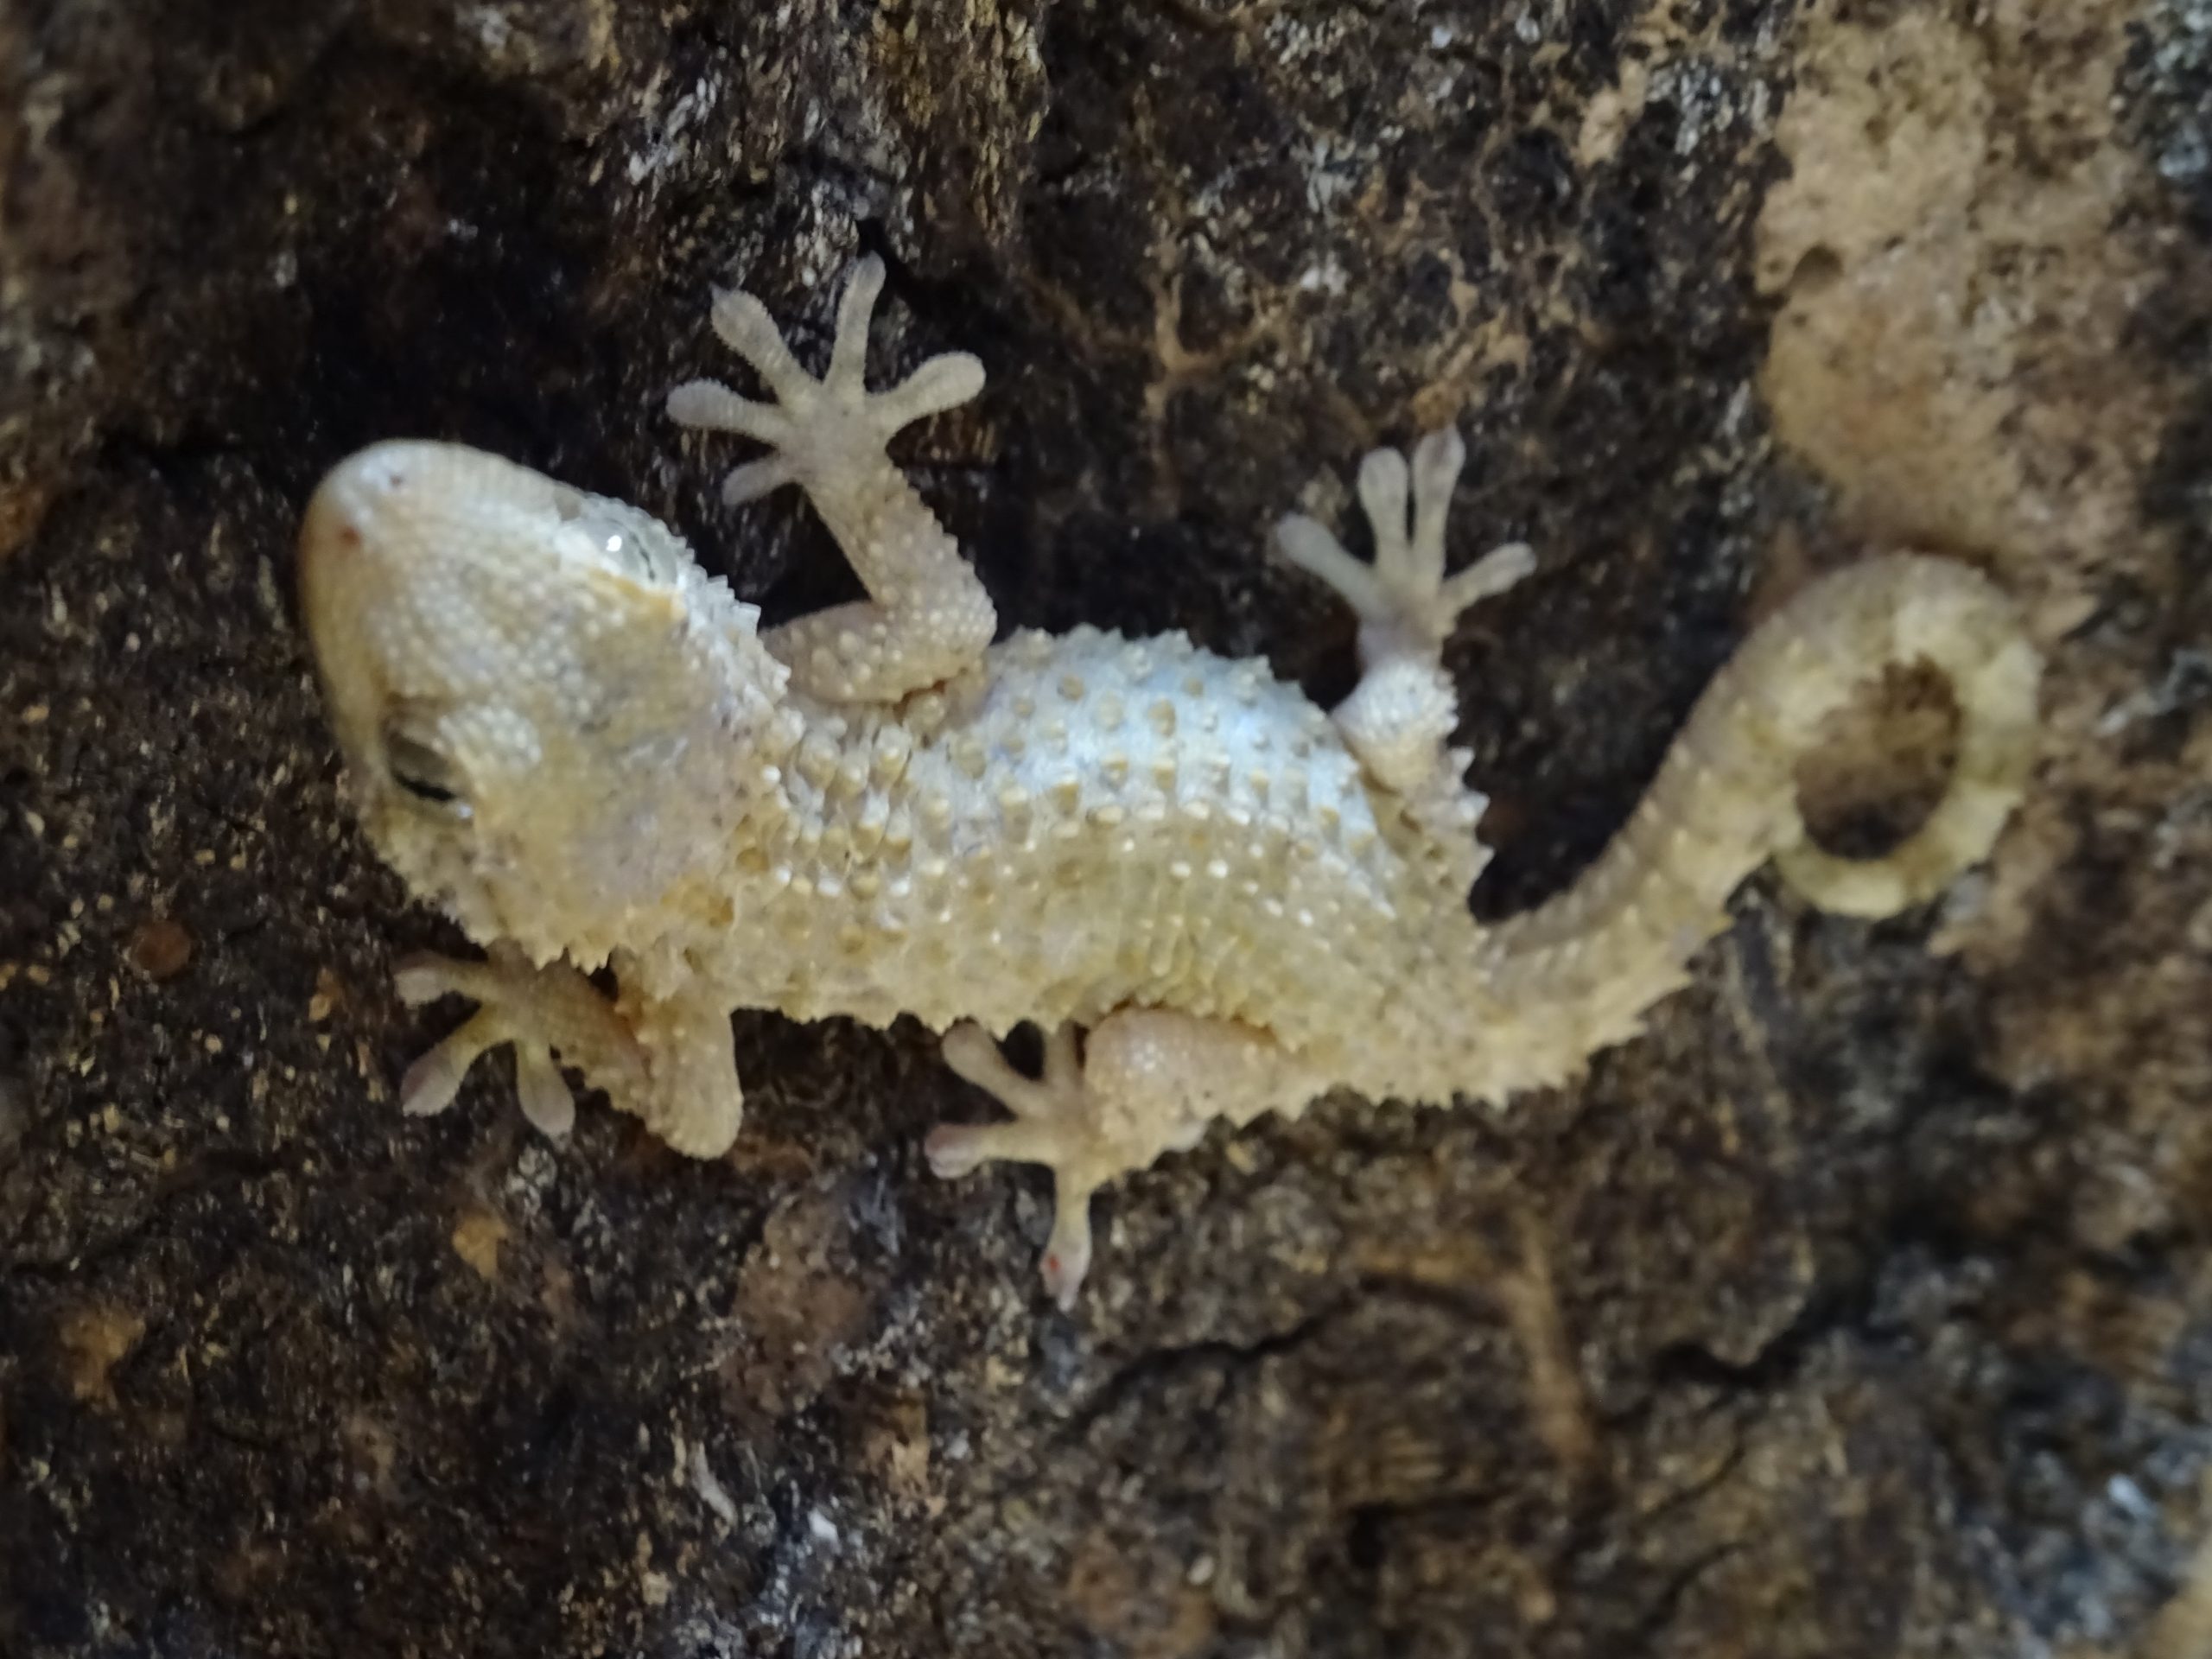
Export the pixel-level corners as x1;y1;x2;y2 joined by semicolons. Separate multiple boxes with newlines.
353;454;409;497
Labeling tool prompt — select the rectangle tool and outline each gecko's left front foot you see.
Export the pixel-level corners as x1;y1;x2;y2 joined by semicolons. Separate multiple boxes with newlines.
392;945;744;1158
1277;429;1534;792
392;944;640;1141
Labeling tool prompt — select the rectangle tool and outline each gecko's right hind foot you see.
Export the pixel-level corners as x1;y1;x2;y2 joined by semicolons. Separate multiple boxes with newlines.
665;255;984;506
1276;429;1534;793
1276;429;1534;664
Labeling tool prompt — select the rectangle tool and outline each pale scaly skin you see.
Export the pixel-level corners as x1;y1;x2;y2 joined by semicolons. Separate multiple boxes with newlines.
298;257;2043;1308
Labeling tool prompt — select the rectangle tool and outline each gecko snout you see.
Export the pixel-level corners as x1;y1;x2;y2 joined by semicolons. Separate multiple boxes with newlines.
299;439;459;567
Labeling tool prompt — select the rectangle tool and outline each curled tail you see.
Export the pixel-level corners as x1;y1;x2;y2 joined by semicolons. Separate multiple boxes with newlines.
1474;552;2039;1080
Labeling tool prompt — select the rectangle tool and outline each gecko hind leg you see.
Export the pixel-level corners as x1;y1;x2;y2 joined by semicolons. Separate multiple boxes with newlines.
1276;429;1534;794
665;256;996;703
392;944;742;1158
926;1012;1317;1307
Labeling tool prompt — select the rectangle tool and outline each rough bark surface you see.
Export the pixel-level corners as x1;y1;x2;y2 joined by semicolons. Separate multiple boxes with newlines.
3;1;2209;1655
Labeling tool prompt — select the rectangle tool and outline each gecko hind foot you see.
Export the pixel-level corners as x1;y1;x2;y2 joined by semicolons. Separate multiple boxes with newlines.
926;1022;1106;1310
1276;429;1535;795
926;1012;1316;1307
1275;429;1535;664
665;255;984;506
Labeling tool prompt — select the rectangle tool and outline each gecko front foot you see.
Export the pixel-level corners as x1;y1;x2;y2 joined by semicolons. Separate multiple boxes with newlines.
664;256;996;702
391;944;642;1140
665;255;983;507
391;946;744;1157
1277;429;1534;791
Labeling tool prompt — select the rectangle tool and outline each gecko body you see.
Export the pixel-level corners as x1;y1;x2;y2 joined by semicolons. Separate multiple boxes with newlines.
300;259;2040;1304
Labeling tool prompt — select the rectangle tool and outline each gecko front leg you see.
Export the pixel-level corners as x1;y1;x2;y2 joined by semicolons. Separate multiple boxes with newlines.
666;256;996;703
925;1014;1320;1307
393;946;743;1158
1276;428;1534;797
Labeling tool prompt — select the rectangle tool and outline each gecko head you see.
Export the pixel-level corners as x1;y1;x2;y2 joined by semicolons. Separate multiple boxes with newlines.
300;439;793;964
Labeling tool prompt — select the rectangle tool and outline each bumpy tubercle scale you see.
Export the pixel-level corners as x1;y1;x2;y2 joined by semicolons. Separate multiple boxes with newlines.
298;257;2042;1307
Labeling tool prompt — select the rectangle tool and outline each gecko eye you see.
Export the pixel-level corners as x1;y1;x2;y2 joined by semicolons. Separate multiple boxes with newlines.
382;720;469;815
551;487;685;586
597;530;671;584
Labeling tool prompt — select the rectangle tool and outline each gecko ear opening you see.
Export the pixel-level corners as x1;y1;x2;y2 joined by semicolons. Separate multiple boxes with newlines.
381;715;471;818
